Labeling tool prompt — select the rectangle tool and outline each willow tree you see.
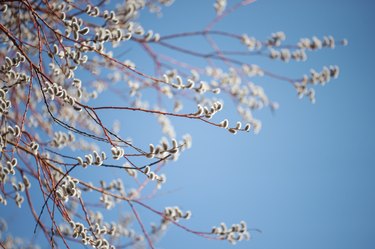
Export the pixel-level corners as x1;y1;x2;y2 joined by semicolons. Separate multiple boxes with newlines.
0;0;346;248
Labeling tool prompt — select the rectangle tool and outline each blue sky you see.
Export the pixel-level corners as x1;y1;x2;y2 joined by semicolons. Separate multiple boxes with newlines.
2;1;375;249
132;1;375;249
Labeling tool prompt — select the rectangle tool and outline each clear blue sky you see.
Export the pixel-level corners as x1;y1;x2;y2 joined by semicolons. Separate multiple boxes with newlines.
133;1;375;249
2;1;375;249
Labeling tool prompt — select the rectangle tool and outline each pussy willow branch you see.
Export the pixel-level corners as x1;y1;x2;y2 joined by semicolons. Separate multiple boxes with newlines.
5;138;211;241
